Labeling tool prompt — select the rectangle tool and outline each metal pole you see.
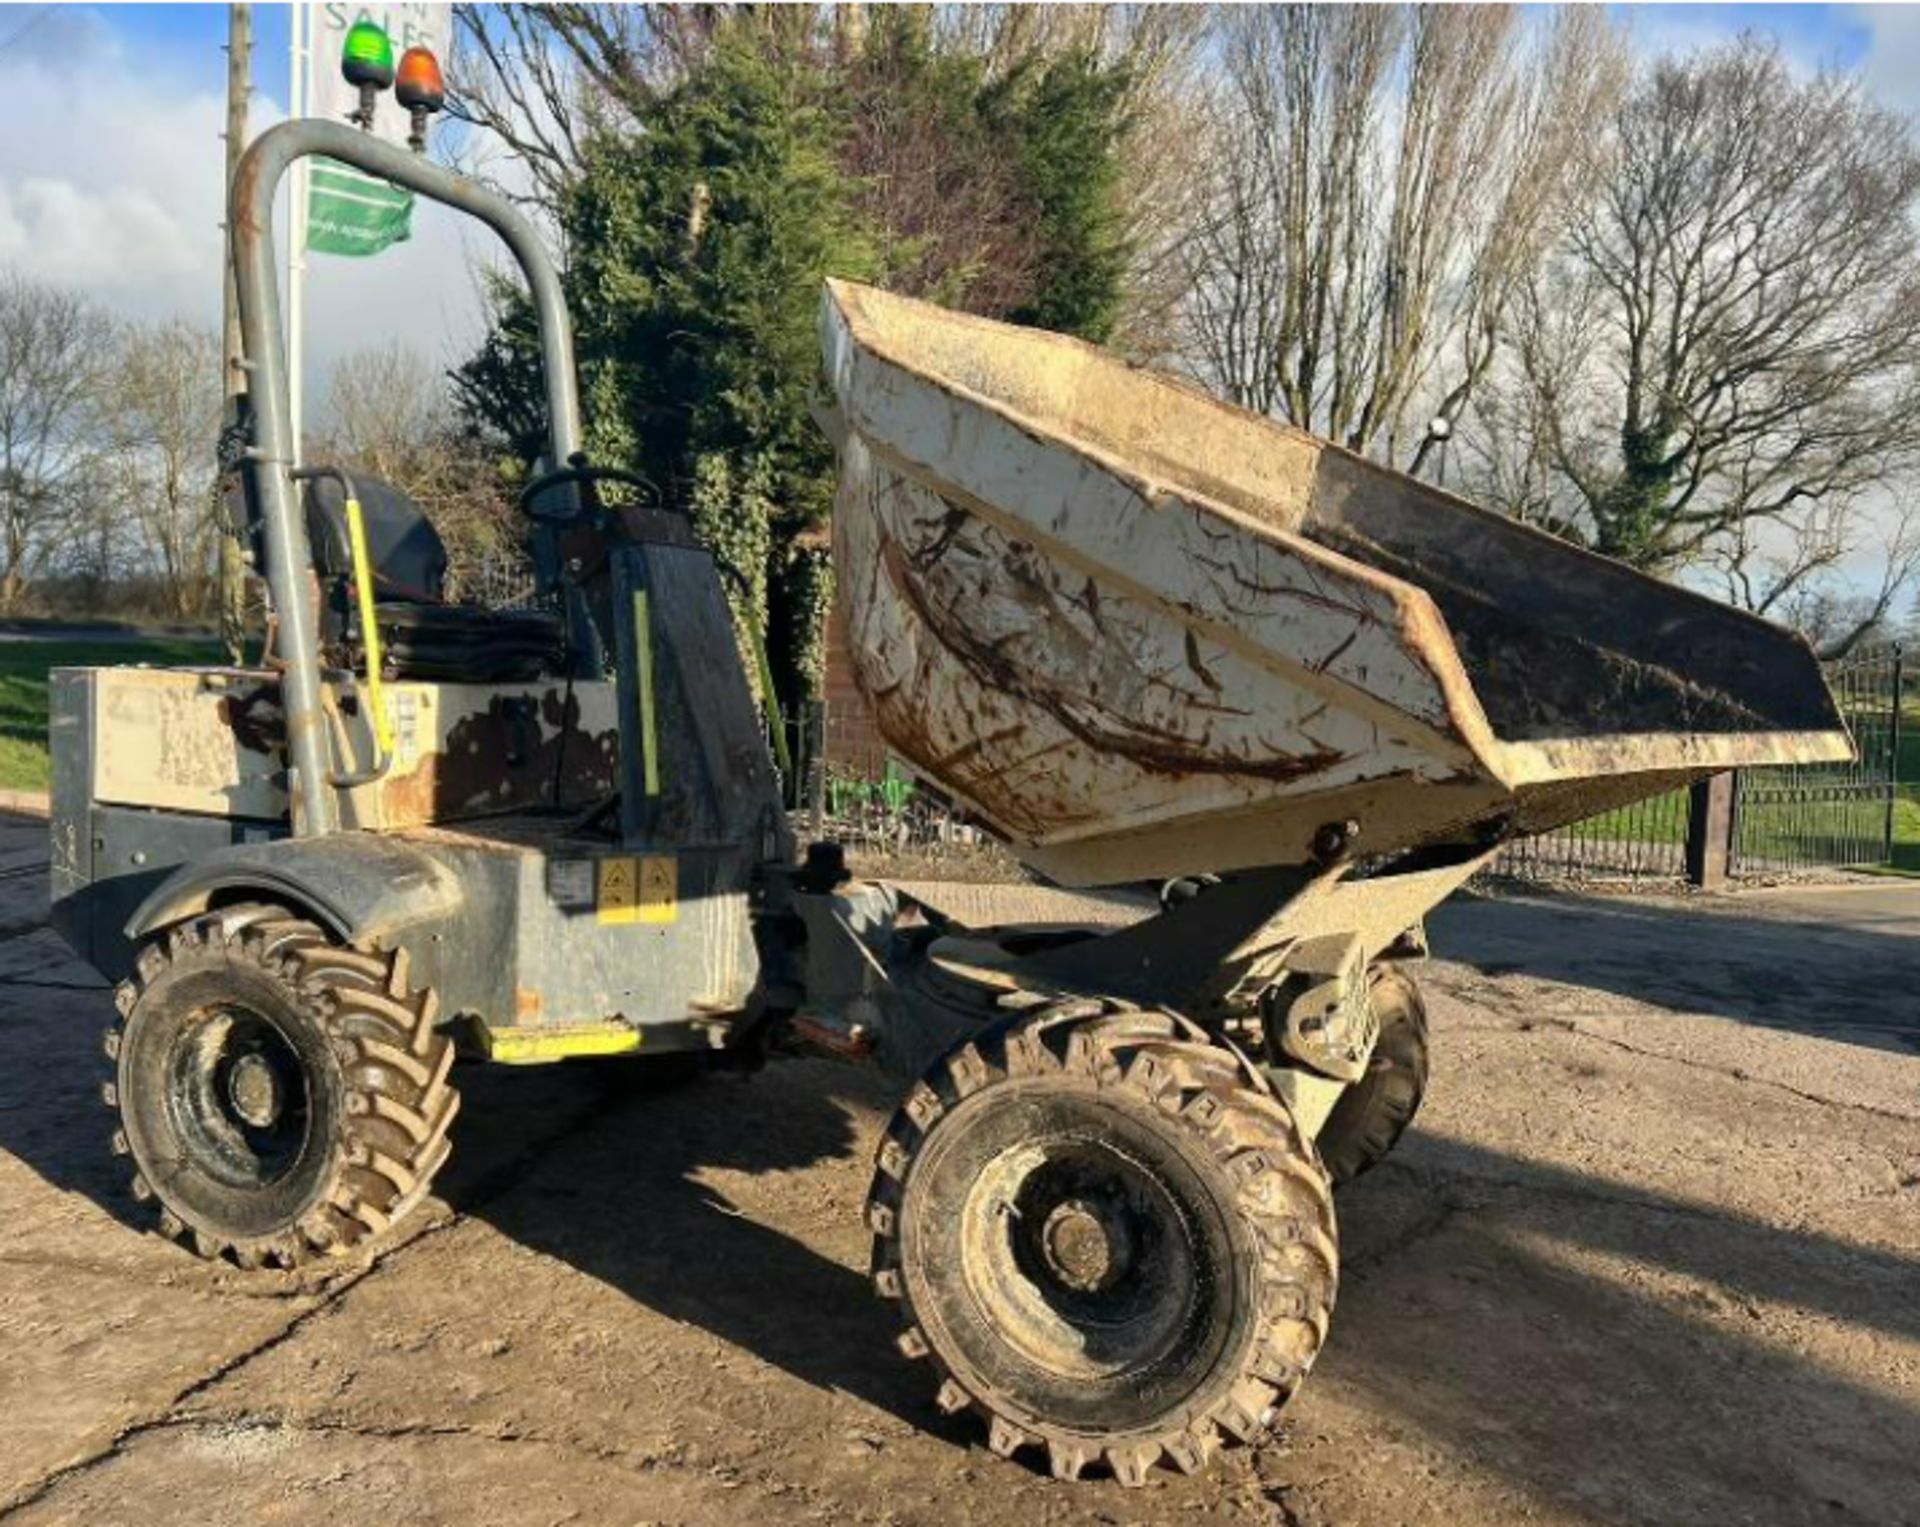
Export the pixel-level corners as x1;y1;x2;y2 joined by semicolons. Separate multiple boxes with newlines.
807;700;827;838
1887;645;1905;864
231;119;585;838
218;2;252;664
287;0;307;468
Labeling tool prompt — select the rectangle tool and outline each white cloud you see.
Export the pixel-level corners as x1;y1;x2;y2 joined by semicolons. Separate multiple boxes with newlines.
0;46;227;320
0;8;491;440
0;178;203;287
1855;4;1920;121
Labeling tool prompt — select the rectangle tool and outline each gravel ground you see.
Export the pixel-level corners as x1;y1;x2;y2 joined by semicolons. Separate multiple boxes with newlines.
0;812;1914;1526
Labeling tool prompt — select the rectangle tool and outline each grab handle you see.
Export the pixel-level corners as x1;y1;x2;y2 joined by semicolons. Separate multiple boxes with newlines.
292;466;394;788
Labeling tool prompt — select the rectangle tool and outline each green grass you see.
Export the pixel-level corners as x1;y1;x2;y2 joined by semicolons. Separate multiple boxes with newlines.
0;638;221;791
1579;791;1920;863
1563;709;1920;871
1575;793;1688;847
1887;787;1920;873
1898;704;1920;859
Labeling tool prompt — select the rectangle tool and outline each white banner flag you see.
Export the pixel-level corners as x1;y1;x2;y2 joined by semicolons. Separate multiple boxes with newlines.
304;3;451;257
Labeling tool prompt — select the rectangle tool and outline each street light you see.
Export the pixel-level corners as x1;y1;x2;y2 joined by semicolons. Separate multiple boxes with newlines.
1427;415;1453;487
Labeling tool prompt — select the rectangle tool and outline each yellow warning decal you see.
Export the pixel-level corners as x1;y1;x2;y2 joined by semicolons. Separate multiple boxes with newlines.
597;854;678;925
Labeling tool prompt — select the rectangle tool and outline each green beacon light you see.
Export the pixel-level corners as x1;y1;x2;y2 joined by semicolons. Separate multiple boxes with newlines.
341;20;395;131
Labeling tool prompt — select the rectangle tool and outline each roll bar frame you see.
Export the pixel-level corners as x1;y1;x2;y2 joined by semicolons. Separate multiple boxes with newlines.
230;119;583;836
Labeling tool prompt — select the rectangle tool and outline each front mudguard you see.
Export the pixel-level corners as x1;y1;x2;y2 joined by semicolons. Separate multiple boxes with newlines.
126;833;465;955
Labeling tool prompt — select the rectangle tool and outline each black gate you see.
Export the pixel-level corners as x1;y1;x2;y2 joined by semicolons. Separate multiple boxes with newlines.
1731;643;1905;877
1493;787;1692;882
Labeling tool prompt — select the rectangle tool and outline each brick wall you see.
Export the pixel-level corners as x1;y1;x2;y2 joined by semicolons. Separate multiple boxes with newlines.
821;595;889;776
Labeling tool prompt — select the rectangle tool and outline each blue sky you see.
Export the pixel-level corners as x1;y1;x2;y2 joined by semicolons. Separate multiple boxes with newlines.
4;2;1919;433
1621;3;1870;65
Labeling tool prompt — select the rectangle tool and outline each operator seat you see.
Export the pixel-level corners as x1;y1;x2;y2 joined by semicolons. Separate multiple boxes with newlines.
302;475;565;683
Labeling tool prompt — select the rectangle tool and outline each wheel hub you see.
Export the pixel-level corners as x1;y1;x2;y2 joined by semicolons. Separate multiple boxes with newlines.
225;1052;284;1129
1039;1196;1134;1293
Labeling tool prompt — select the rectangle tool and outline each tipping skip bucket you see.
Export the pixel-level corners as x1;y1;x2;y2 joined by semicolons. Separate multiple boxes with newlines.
819;281;1852;887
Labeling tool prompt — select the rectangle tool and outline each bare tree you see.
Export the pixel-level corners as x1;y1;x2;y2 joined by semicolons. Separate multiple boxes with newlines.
0;273;113;612
320;343;451;485
1061;6;1213;359
1712;499;1920;658
316;342;523;601
1486;40;1920;589
450;2;1208;350
1182;6;1624;468
97;319;225;618
449;3;709;215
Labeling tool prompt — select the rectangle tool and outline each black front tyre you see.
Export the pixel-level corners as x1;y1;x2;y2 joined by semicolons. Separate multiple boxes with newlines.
867;1000;1337;1485
105;905;458;1268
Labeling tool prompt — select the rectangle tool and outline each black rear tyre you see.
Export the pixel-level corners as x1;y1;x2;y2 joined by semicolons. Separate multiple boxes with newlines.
1315;965;1428;1186
105;904;458;1268
867;1001;1337;1484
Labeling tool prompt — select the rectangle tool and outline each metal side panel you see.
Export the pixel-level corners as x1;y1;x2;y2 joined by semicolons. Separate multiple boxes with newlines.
611;541;787;854
78;666;618;830
50;670;278;978
73;807;286;981
125;832;463;948
70;814;764;1050
48;669;95;954
507;843;760;1034
394;829;765;1048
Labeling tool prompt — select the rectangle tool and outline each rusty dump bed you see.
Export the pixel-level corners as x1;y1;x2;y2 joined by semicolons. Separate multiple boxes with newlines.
820;281;1854;887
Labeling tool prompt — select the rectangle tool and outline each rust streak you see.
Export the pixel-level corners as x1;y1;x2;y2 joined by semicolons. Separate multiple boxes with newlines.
1182;629;1225;695
1313;626;1361;676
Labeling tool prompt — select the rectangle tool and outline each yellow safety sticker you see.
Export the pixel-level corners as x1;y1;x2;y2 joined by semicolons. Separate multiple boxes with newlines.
637;855;677;921
597;854;678;925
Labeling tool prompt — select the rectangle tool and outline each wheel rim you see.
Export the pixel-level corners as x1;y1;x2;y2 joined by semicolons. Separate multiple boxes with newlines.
166;1003;314;1189
119;958;345;1244
962;1134;1196;1383
901;1085;1248;1436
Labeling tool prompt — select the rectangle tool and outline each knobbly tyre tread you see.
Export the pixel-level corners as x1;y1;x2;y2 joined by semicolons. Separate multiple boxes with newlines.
866;999;1337;1485
1315;964;1429;1186
103;902;458;1268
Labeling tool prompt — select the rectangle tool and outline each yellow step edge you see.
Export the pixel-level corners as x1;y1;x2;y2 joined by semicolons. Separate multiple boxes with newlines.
479;1020;642;1065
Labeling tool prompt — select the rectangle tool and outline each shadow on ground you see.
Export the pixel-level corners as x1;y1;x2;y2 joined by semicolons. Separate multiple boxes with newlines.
1433;887;1920;1056
452;1061;1920;1517
3;984;1917;1518
1324;1148;1919;1520
448;1056;978;1447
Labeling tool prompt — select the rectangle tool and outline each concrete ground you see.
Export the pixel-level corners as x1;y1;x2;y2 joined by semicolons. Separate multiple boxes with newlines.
0;810;1914;1525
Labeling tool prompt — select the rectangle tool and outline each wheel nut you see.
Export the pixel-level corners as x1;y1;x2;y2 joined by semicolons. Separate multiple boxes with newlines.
1041;1200;1131;1293
227;1054;282;1128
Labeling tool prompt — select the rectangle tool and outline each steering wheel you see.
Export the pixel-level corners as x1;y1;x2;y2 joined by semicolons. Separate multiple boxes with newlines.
517;460;664;524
